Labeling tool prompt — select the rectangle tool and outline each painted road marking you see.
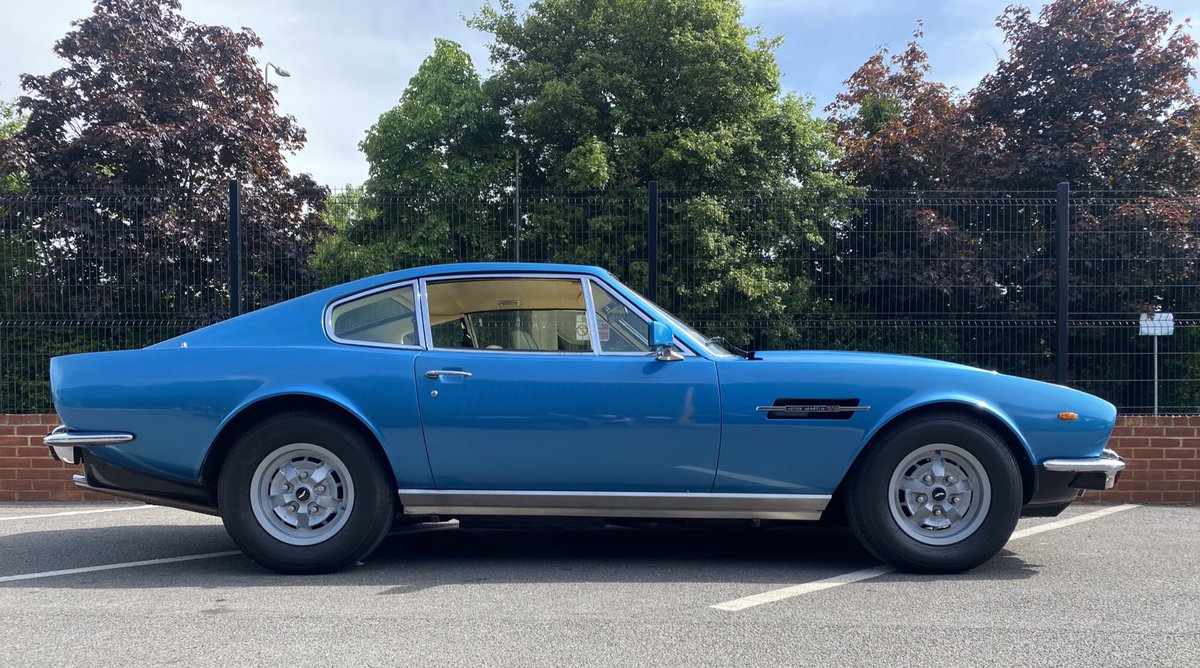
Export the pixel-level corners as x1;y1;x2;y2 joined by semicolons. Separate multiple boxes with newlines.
711;503;1140;612
1008;503;1139;540
0;522;458;583
711;566;895;611
0;552;241;584
0;504;156;522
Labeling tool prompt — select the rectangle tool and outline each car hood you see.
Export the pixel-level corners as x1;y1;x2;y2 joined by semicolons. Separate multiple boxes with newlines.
751;350;990;374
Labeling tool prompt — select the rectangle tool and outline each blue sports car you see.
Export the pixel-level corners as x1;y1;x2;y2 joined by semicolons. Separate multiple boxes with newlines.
44;263;1124;574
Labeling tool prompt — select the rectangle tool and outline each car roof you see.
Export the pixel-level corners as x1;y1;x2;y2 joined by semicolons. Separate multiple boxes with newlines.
149;263;612;350
310;263;611;306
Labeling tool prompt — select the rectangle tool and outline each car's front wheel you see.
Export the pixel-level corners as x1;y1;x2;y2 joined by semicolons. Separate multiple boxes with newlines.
845;413;1022;573
217;413;394;574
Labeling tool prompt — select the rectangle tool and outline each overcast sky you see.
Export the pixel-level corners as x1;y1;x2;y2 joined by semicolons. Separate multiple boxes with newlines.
2;0;1197;186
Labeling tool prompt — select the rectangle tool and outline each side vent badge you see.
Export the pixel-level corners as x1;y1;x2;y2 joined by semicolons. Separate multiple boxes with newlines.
756;399;870;420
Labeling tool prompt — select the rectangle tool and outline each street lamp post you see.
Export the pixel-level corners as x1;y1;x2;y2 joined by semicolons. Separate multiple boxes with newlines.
264;62;291;85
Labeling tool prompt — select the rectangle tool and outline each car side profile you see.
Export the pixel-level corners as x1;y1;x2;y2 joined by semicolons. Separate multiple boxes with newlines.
45;263;1124;574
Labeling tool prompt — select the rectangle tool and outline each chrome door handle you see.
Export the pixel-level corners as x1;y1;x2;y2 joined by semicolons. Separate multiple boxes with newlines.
424;369;472;379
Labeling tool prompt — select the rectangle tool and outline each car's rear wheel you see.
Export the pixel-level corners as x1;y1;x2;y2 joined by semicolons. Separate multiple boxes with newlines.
845;413;1022;573
217;413;394;574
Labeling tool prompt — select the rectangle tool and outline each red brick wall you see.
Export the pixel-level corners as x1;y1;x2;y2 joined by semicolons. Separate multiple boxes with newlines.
1085;415;1200;505
0;414;109;501
1;413;1196;504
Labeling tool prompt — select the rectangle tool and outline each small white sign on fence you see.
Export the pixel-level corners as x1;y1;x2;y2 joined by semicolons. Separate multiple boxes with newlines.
1139;312;1174;336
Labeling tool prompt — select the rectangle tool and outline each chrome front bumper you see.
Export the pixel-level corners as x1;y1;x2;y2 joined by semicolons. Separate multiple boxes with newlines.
1041;448;1126;490
44;425;135;465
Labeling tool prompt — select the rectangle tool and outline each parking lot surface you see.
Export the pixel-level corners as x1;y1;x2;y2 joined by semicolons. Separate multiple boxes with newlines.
1;501;1196;667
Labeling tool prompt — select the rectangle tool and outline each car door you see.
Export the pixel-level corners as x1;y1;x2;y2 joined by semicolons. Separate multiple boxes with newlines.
413;273;721;492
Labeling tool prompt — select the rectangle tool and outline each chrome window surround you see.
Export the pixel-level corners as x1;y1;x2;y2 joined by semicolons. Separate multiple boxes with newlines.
323;271;698;357
417;272;696;357
323;280;424;351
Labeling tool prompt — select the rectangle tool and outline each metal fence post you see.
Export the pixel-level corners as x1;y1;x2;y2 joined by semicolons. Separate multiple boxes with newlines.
648;180;659;303
1056;181;1069;385
514;152;521;262
229;179;241;318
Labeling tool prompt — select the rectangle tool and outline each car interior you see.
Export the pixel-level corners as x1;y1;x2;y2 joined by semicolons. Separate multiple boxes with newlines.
328;276;657;354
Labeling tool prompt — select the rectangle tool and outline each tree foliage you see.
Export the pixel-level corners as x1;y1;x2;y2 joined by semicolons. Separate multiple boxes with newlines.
831;0;1200;192
0;0;324;319
827;0;1200;405
972;0;1200;191
0;98;24;194
827;28;985;190
471;0;839;191
329;0;858;346
317;39;510;276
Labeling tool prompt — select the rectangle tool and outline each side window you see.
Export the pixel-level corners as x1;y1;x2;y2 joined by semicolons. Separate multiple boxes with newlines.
589;282;652;353
425;277;593;353
329;284;419;346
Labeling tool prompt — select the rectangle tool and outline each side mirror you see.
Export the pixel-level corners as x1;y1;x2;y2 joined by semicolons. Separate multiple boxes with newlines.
650;322;673;347
650;322;683;362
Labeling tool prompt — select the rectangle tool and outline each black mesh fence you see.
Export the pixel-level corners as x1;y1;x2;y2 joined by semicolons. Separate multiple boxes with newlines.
1;184;1196;413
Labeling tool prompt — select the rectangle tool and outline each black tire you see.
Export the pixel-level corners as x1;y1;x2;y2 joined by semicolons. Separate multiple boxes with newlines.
844;413;1022;573
217;412;395;574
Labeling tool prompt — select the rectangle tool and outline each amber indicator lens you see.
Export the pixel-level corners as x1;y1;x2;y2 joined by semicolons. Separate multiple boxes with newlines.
1058;412;1079;421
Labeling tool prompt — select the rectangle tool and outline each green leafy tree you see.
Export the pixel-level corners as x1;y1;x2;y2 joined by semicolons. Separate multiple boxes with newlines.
472;0;842;191
315;38;511;281
0;97;24;194
468;0;858;346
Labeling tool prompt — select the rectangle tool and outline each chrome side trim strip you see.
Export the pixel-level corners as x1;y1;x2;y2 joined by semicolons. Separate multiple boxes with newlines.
44;428;134;447
397;489;830;521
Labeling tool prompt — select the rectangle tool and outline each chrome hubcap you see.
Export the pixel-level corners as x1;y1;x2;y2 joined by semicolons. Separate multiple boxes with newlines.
250;443;354;546
888;443;990;546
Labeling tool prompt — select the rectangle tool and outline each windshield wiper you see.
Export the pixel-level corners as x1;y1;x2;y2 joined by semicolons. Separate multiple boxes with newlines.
705;336;759;360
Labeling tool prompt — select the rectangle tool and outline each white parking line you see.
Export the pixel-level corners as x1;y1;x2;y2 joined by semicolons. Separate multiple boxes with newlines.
711;565;894;611
0;504;156;522
0;551;241;584
1008;503;1138;540
0;521;457;584
711;503;1140;612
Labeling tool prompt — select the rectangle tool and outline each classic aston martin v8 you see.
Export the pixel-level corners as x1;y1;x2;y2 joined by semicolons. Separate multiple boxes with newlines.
46;263;1124;574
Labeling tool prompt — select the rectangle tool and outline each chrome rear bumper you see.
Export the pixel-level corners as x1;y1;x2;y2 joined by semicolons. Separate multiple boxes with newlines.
1041;448;1125;490
44;425;135;465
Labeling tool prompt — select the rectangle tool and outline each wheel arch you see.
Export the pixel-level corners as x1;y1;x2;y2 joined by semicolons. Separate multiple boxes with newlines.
200;392;395;498
825;400;1037;523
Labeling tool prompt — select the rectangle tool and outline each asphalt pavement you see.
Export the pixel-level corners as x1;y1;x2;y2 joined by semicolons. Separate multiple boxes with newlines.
0;501;1196;667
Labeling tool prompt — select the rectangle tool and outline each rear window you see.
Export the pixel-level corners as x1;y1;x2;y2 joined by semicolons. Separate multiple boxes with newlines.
329;283;419;346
